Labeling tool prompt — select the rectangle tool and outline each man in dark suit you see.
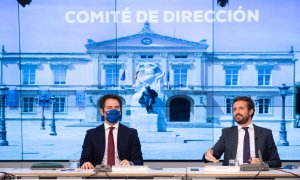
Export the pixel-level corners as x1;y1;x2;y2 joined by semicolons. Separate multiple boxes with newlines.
203;96;281;168
80;94;143;169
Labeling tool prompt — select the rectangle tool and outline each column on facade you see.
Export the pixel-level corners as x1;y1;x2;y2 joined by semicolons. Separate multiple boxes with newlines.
90;54;101;86
84;54;101;122
159;53;168;89
85;94;98;122
168;54;174;88
194;95;207;123
132;55;136;85
201;55;207;87
193;53;203;88
100;60;106;88
126;53;134;86
186;57;193;89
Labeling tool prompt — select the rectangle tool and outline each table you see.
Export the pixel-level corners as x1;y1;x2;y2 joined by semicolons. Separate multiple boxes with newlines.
1;167;300;179
187;167;300;179
0;167;186;179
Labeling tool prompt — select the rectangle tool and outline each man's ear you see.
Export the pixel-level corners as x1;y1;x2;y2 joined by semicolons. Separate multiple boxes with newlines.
249;109;254;117
100;108;104;116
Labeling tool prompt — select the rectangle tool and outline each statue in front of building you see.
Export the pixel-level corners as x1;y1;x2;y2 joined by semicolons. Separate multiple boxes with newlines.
131;62;164;114
139;85;158;114
130;62;167;132
133;62;164;94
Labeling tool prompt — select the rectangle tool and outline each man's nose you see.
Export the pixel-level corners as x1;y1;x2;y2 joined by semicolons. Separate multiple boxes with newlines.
234;109;240;114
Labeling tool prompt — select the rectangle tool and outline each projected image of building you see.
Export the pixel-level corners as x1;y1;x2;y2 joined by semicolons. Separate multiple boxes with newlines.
2;23;295;125
0;23;296;160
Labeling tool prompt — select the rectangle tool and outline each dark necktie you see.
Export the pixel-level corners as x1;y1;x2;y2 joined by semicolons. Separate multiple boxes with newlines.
107;127;115;166
242;127;250;163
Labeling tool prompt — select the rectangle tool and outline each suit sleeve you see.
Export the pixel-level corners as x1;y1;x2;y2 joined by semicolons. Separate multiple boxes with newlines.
264;130;282;168
130;129;144;165
80;130;93;166
212;129;226;159
202;129;225;162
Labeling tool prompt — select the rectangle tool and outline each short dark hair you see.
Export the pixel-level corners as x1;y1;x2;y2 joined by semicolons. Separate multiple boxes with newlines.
233;96;255;118
99;94;122;111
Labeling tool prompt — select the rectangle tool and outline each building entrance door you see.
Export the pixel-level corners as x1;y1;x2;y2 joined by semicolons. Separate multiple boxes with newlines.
170;98;190;122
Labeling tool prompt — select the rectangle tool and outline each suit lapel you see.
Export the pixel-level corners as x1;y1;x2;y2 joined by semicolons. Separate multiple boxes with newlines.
254;124;261;157
231;126;238;158
96;124;106;159
117;123;124;156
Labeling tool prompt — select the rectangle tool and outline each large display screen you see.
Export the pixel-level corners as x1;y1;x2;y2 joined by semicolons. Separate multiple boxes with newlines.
0;0;299;161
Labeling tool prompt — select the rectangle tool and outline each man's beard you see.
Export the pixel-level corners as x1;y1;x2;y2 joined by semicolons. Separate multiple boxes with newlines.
234;113;249;125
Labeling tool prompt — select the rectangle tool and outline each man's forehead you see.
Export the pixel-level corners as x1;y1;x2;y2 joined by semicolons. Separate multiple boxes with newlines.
233;100;247;106
104;99;120;107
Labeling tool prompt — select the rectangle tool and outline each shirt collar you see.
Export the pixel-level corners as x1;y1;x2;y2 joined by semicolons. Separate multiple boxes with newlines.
238;122;254;131
104;121;119;130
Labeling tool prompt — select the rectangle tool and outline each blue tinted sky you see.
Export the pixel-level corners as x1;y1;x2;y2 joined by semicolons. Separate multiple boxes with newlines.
1;0;299;80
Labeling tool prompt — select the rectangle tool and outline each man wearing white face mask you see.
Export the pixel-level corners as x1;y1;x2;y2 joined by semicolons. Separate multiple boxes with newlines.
80;94;143;169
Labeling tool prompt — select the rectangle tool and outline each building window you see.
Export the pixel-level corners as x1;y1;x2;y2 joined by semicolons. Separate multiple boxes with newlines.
53;66;67;85
175;55;187;58
174;69;187;87
106;68;119;87
225;69;238;86
53;97;66;113
258;98;271;114
22;66;36;85
140;55;153;59
106;55;119;59
225;98;234;114
22;97;35;113
258;69;271;86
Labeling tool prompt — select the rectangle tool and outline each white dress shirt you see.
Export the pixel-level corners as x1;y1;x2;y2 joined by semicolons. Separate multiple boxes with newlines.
102;122;121;165
236;123;256;165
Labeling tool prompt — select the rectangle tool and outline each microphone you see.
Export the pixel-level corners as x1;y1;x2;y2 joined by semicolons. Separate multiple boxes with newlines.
258;149;269;171
94;164;112;172
240;149;269;171
258;149;263;163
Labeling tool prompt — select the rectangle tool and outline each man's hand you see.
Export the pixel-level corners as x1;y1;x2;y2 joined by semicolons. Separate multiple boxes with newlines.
250;158;261;164
205;148;219;163
120;159;133;166
80;162;94;169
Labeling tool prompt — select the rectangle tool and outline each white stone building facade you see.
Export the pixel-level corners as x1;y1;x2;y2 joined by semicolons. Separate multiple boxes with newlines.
1;23;296;127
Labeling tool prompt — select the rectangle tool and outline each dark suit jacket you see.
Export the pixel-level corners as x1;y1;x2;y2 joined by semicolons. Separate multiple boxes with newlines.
203;124;281;168
80;123;143;166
